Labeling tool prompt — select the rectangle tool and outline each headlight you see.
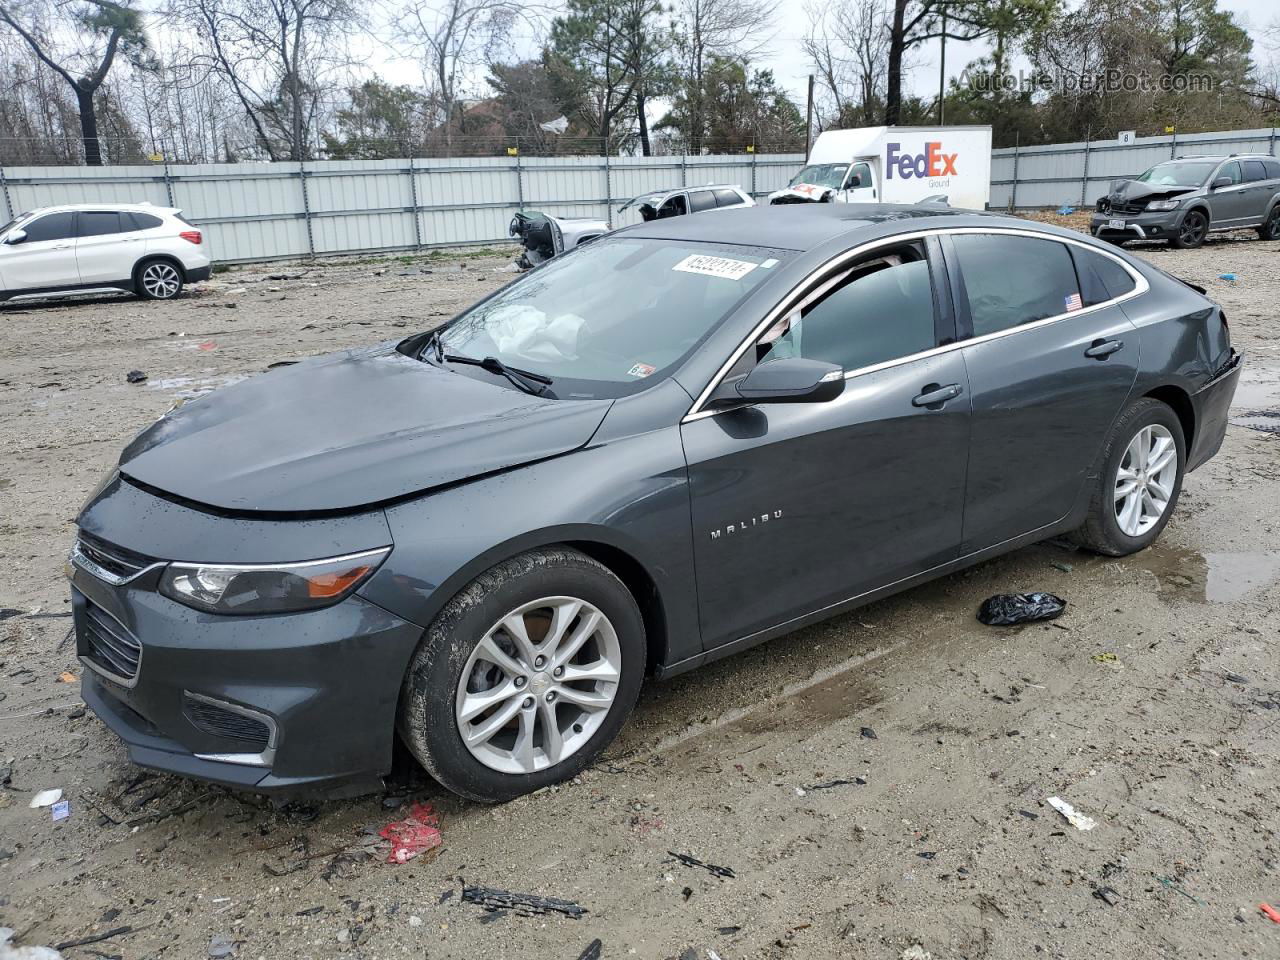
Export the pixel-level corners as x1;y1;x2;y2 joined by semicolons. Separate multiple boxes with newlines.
1147;199;1181;211
159;547;390;615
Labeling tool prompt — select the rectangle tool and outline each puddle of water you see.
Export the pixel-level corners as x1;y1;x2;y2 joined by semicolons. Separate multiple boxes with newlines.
1229;361;1280;433
1134;545;1280;602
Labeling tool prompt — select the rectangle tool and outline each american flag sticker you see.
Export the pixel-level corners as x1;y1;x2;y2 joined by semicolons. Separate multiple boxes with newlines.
1064;292;1083;312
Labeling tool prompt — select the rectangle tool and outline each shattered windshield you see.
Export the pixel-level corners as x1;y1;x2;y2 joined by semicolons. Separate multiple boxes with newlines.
789;164;849;189
432;237;789;399
1134;161;1216;187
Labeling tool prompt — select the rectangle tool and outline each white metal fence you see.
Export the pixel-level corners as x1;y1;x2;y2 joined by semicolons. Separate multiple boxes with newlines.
0;153;804;264
992;125;1280;210
4;125;1276;264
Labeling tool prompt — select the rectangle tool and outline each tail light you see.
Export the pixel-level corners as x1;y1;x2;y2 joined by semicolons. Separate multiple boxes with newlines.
179;230;203;245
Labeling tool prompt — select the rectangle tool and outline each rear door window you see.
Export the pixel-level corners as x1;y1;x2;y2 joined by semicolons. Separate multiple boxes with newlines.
757;241;938;372
22;212;76;243
712;188;744;207
952;234;1082;337
1071;246;1137;306
77;212;122;237
1242;160;1268;183
689;191;716;213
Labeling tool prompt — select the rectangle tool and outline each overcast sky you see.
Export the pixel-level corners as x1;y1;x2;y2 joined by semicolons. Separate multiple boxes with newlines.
355;0;1277;123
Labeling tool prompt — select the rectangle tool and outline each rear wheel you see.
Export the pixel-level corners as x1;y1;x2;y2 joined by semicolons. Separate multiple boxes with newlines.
1257;205;1280;241
1171;211;1208;249
1072;398;1185;556
397;547;645;803
136;259;184;300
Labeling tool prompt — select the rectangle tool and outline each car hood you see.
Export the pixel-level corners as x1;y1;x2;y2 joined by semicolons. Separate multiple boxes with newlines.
768;183;834;203
1105;179;1198;202
119;344;612;513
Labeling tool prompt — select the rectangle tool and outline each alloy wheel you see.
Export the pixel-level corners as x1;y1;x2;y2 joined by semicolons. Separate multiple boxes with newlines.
1266;208;1280;239
1179;215;1206;246
1114;424;1177;537
141;262;181;299
455;596;621;774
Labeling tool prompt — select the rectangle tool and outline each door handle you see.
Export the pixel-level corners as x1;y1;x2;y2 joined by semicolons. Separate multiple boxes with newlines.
912;382;962;407
1085;339;1124;360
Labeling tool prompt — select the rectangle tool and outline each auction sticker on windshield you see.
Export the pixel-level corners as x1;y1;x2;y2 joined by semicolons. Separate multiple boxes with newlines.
673;254;759;281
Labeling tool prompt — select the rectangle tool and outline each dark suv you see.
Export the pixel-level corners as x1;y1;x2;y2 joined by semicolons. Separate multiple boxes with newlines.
1092;154;1280;249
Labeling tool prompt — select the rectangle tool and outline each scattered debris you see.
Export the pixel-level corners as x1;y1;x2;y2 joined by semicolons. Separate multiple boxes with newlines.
378;802;442;864
1057;204;1075;216
1218;273;1238;284
56;672;76;684
1260;902;1280;924
125;370;147;384
1018;809;1039;820
860;726;878;740
901;946;932;960
1046;796;1097;831
1224;672;1249;684
1093;886;1120;906
803;777;867;791
51;800;70;822
0;609;23;621
0;928;63;960
1051;561;1073;573
667;851;736;879
575;939;603;960
53;927;137;952
716;926;741;935
1156;875;1206;906
461;884;586;918
29;789;62;809
207;933;235;958
977;592;1066;626
1091;652;1120;666
197;341;217;351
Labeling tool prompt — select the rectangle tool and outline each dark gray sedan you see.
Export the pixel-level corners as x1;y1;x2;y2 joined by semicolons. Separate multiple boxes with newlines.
70;205;1241;802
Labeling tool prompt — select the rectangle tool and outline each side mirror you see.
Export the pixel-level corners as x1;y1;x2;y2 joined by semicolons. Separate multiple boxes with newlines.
4;228;27;245
711;357;845;406
1211;176;1232;190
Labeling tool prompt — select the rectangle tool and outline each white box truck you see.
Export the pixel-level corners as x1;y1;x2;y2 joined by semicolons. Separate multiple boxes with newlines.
769;125;993;210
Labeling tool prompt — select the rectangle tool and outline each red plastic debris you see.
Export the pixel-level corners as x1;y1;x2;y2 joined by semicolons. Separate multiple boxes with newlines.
1261;902;1280;924
378;803;442;864
198;341;217;351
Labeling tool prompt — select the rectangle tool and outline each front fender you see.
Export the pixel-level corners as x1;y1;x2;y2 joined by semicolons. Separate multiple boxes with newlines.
357;423;700;669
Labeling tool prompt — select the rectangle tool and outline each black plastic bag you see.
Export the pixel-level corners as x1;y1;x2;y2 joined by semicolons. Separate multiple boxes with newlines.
977;592;1066;626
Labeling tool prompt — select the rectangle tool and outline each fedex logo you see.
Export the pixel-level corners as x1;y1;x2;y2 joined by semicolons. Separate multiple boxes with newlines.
885;141;958;180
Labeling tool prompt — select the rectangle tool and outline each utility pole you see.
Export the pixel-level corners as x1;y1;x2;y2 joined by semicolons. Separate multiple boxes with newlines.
805;74;815;158
937;6;948;124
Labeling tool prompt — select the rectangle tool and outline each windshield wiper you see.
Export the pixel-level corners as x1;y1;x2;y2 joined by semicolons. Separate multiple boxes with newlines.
443;353;552;396
420;329;446;365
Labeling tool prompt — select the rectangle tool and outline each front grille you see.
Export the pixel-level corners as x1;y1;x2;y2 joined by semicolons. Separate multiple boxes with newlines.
1099;197;1149;215
82;602;142;680
77;532;157;581
183;695;271;751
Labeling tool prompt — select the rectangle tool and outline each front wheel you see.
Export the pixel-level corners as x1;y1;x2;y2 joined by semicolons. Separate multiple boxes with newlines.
1170;211;1208;249
136;259;185;300
398;547;645;803
1072;398;1185;556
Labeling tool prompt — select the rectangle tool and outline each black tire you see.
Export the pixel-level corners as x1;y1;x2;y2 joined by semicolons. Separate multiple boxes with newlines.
397;547;645;803
1072;398;1186;557
1170;210;1208;249
134;258;185;300
1257;204;1280;241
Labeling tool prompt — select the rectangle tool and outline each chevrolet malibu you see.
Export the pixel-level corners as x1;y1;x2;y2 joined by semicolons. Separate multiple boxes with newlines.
70;205;1241;803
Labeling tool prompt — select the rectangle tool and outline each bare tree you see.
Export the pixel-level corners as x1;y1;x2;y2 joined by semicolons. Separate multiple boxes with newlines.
803;0;890;128
394;0;537;155
0;0;147;164
673;0;776;150
167;0;358;161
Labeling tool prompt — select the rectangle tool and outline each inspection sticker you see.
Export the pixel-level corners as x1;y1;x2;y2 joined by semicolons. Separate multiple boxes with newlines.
673;254;758;281
627;362;657;378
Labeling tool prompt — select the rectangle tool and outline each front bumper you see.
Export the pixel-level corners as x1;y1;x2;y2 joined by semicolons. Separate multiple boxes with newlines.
1090;209;1184;241
1188;349;1244;471
70;549;423;798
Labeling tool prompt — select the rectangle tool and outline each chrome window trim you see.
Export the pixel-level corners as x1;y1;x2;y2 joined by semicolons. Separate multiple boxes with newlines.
70;539;165;587
682;225;1150;423
187;690;279;768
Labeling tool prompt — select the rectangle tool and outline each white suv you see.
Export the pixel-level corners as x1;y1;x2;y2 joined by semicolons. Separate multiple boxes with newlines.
0;203;212;303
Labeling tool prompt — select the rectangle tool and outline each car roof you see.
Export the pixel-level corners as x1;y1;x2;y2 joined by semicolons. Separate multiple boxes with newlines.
18;203;179;216
631;184;745;200
620;202;1009;251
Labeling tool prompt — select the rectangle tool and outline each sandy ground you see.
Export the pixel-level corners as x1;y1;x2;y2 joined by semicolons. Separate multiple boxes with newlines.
1;229;1279;960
